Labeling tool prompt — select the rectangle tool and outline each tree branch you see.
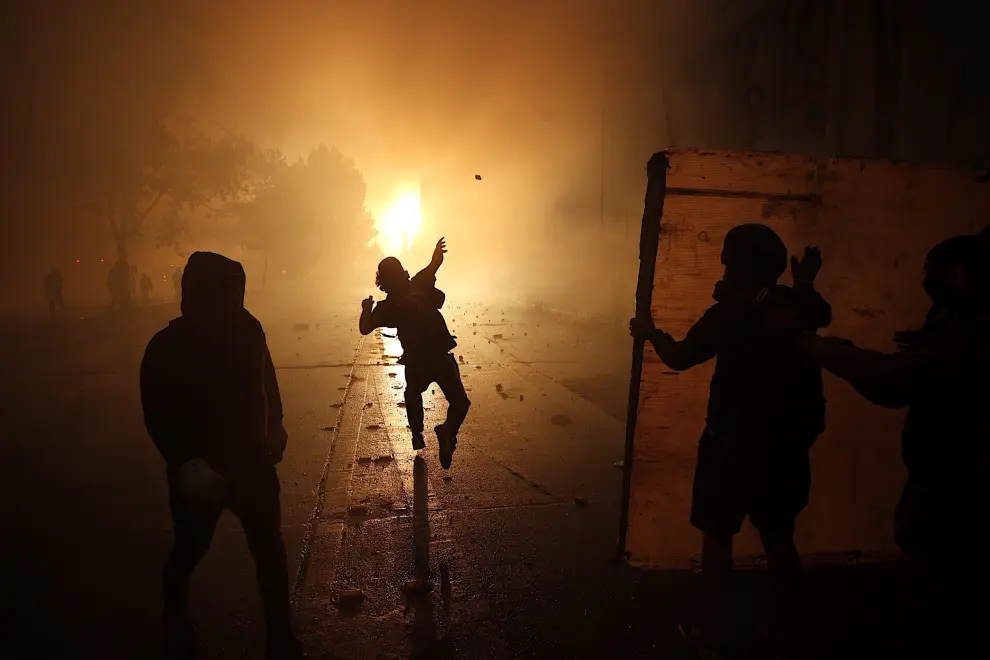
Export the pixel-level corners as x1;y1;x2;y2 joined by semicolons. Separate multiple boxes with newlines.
127;190;166;239
137;190;165;223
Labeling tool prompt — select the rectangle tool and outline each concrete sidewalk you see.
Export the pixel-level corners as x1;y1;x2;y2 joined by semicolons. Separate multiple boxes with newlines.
0;298;923;659
291;315;920;660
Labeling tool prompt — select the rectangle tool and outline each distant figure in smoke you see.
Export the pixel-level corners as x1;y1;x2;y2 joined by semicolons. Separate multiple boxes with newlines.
140;252;304;659
107;259;130;311
44;266;65;320
172;266;183;301
130;263;138;300
786;234;990;659
630;224;832;656
359;238;469;469
140;272;154;305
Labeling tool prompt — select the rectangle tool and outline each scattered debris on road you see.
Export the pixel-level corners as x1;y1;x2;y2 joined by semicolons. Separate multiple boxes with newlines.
495;383;503;392
366;424;381;431
551;414;573;427
493;333;503;340
338;588;365;607
293;322;309;331
519;394;524;401
347;504;369;516
356;456;373;464
374;455;394;464
321;426;335;432
442;475;453;482
574;496;589;508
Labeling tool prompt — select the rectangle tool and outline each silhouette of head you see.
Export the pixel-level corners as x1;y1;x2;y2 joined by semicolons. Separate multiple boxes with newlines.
923;235;983;306
376;257;410;294
180;251;246;318
720;223;788;288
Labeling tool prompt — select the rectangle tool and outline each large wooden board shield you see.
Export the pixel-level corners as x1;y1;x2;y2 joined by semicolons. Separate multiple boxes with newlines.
623;147;990;568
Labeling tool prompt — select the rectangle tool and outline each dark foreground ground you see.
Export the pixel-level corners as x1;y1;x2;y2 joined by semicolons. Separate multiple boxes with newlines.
0;299;920;659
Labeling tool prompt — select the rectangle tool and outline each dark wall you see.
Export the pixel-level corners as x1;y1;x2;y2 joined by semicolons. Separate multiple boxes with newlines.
662;0;990;166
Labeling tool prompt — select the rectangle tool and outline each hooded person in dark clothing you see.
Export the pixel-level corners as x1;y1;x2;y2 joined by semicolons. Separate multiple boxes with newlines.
359;237;468;469
789;233;990;659
630;223;832;657
140;251;304;660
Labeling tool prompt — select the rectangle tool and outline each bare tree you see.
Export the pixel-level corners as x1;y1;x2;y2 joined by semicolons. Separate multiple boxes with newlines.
226;145;374;285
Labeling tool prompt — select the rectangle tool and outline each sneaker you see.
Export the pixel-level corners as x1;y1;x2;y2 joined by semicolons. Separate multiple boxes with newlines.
436;424;455;469
678;623;722;660
411;431;426;451
265;634;306;659
163;616;199;659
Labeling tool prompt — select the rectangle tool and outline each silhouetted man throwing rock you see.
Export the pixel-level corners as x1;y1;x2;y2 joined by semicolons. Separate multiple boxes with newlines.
359;238;469;469
140;251;304;660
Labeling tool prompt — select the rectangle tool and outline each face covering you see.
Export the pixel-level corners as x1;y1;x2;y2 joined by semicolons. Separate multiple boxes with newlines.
923;275;951;304
713;279;734;301
922;261;963;306
713;265;762;301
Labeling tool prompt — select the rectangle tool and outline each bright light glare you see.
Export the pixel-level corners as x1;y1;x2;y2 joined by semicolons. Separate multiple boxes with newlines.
371;189;422;257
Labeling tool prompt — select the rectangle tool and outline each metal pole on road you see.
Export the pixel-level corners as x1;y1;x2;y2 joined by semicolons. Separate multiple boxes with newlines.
615;151;669;561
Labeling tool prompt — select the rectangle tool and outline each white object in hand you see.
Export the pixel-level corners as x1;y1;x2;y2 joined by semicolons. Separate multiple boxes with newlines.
177;458;227;512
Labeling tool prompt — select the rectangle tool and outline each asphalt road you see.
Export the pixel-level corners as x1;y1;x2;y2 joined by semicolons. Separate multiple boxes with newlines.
1;300;921;659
